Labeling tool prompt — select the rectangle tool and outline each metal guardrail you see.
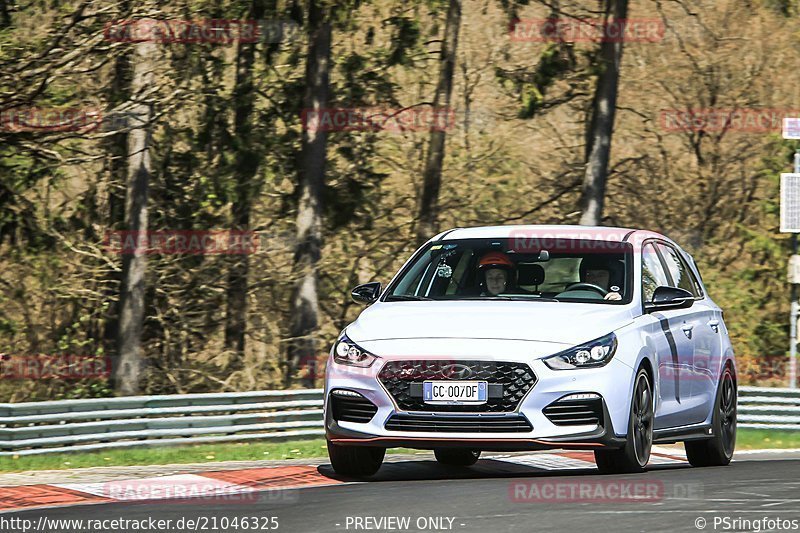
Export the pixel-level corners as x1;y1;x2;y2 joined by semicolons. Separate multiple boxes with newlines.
0;389;325;456
738;386;800;430
0;386;796;456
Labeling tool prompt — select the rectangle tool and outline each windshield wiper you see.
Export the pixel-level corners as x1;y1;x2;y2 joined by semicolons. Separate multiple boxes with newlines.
459;296;560;302
384;294;433;301
460;296;515;300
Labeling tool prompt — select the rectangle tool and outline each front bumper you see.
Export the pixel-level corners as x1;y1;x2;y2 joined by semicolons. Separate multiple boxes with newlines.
324;354;634;451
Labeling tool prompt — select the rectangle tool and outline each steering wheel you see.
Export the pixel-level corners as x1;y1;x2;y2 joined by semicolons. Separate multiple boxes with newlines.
564;282;608;296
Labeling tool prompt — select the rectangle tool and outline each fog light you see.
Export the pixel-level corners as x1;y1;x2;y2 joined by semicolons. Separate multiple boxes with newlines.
560;393;601;401
330;389;363;398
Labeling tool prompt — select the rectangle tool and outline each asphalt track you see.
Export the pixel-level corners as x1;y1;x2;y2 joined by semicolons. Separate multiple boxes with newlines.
9;451;800;533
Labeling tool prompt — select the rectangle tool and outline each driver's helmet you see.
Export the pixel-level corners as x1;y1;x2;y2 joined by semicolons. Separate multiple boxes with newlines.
477;251;515;292
477;251;514;271
579;256;624;291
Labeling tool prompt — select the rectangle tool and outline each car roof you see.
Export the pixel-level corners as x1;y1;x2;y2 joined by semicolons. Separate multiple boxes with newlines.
437;225;669;243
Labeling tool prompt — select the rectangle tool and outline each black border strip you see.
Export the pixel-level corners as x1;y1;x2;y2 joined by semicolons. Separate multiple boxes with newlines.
652;311;680;403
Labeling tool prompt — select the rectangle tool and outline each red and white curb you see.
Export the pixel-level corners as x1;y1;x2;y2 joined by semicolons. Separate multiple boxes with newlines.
489;447;686;470
0;449;688;514
0;465;345;513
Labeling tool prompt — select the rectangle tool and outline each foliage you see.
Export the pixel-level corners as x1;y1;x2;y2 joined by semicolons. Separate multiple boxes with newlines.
1;0;799;398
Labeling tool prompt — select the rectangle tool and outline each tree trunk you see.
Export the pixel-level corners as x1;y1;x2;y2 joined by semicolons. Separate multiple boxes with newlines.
103;8;132;354
0;0;11;28
415;0;462;246
224;0;269;359
115;41;156;395
286;0;331;387
578;0;629;226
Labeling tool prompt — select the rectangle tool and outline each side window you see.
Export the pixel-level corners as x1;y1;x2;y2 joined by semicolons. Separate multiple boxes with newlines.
642;243;670;302
656;244;701;297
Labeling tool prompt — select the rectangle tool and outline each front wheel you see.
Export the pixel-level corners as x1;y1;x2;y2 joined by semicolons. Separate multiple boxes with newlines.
595;368;653;474
434;448;481;466
327;440;385;477
685;366;736;467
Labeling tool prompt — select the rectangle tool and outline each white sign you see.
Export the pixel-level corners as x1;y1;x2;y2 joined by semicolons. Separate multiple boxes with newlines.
781;173;800;232
783;118;800;140
789;255;800;284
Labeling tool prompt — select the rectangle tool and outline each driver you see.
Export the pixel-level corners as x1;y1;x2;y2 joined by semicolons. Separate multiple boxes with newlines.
579;257;623;301
477;251;515;296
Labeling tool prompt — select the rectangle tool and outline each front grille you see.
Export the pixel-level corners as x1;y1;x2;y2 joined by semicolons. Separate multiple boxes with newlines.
543;396;604;426
330;393;378;423
385;413;532;433
378;360;536;413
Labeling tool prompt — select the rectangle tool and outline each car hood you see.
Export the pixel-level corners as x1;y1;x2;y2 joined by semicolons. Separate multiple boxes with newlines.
346;300;634;346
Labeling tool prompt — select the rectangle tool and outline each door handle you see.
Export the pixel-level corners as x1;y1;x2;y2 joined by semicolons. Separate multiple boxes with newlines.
707;319;720;333
681;324;693;338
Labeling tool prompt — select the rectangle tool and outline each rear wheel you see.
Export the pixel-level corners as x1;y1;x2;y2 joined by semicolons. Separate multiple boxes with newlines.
327;440;385;477
434;448;481;466
595;368;653;474
685;366;736;467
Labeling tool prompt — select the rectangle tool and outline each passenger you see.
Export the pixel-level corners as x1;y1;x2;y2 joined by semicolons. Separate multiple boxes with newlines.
579;257;623;301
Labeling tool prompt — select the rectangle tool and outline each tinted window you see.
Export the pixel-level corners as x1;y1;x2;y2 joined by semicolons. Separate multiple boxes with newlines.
642;243;670;302
656;244;701;297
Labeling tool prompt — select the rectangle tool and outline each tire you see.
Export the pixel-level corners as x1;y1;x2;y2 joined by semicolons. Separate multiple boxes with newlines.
595;368;654;474
326;440;385;477
685;366;736;467
434;448;481;466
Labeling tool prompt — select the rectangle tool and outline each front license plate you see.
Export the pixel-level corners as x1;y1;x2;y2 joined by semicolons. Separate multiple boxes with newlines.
423;381;488;405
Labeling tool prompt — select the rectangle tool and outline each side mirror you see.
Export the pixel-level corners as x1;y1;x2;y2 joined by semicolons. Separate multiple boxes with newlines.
645;286;694;312
351;282;382;305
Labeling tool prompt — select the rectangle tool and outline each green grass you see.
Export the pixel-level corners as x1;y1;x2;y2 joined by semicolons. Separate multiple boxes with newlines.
735;429;800;450
0;439;333;473
1;429;798;473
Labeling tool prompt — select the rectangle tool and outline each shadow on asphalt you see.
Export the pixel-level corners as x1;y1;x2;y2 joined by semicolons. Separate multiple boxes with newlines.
317;458;692;483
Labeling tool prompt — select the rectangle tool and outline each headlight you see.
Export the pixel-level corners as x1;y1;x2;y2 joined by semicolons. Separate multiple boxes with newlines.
543;333;618;370
333;333;377;367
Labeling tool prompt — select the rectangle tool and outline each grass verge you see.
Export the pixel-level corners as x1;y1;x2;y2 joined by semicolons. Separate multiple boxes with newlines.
734;428;800;450
0;439;332;473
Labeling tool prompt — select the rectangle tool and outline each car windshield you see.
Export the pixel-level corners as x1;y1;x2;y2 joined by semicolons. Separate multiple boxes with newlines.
384;238;633;304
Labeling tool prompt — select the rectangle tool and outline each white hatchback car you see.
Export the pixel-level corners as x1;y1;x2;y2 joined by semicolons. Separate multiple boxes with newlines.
324;225;736;476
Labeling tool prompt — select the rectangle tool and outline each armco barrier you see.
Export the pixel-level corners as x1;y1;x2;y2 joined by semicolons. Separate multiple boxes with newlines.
0;386;796;456
738;386;800;431
0;389;324;456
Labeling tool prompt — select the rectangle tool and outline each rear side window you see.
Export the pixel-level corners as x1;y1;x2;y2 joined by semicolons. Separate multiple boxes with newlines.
641;243;670;302
656;244;702;297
